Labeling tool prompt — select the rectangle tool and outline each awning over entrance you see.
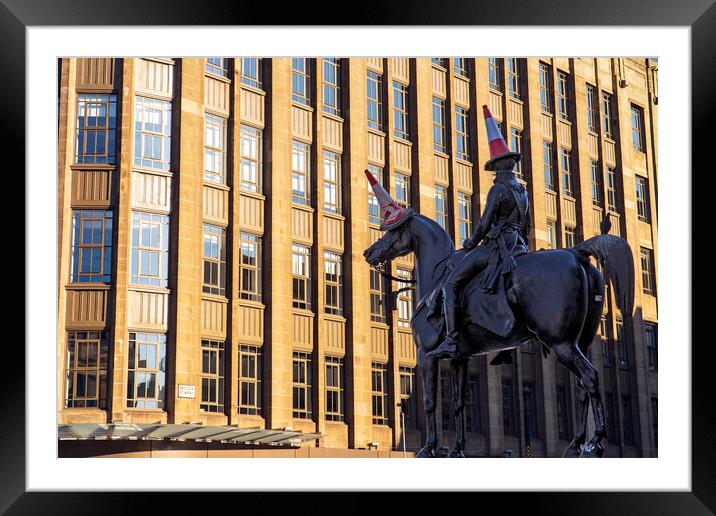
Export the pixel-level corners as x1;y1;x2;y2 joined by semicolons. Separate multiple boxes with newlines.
58;423;323;446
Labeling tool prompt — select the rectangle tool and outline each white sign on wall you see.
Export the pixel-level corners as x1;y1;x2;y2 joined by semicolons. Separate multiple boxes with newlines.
178;384;195;399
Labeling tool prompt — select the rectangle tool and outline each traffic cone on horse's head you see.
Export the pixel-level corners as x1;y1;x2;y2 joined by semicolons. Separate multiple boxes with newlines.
483;104;522;171
364;169;414;230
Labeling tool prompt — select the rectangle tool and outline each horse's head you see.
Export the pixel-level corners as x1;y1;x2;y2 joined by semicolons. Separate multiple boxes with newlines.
363;218;413;268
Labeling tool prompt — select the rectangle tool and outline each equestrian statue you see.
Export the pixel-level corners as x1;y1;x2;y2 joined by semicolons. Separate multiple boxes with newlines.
363;105;634;458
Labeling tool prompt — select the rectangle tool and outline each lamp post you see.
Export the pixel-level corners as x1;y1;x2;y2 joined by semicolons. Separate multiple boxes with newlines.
397;402;406;458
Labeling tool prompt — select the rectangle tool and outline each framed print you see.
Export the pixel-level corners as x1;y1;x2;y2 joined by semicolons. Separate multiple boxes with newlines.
9;0;713;513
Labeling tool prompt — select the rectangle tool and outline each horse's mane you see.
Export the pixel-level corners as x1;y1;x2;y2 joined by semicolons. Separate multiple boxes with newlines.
411;213;456;258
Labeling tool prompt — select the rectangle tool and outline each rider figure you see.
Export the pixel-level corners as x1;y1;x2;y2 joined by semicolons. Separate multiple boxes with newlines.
429;105;531;359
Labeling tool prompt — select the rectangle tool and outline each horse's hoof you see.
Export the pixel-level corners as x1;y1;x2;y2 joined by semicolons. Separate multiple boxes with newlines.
448;449;466;458
580;442;604;458
561;445;582;458
416;446;436;458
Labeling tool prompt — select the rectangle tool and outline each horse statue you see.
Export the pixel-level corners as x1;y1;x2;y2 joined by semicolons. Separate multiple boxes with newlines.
363;203;634;459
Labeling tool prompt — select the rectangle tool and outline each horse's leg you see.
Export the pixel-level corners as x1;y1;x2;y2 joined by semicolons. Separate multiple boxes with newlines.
448;357;468;458
416;348;438;458
563;384;589;458
552;343;606;458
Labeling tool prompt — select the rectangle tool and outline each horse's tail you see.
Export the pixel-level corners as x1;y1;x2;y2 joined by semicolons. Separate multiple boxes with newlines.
573;234;635;317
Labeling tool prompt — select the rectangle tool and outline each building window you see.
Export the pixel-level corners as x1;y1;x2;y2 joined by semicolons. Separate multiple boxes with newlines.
324;251;343;316
240;58;262;89
645;322;658;372
393;81;410;140
134;96;171;171
602;92;615;139
590;160;602;207
651;397;658;449
292;352;313;419
399;366;417;427
546;219;557;249
75;94;117;164
432;58;447;68
457;193;473;245
556;71;570;121
239;344;262;415
522;381;539;440
65;331;108;408
200;340;225;413
565;226;576;248
202;224;226;296
605;393;617;443
560;147;573;197
539;62;552;114
292;58;311;105
640;247;656;295
455;107;470;161
488;58;502;91
556;384;572;440
435;185;448;230
543;140;556;191
466;374;481;433
370;267;388;323
126;332;167;409
507;58;521;99
631;104;645;151
239;125;262;193
510;128;523;179
70;210;113;283
586;84;598;133
322;58;341;116
601;315;613;366
367;164;383;225
453;58;468;77
502;378;517;436
636;176;650;223
606;166;618;212
130;212;169;287
395;173;410;209
622;396;635;446
441;370;455;431
371;362;389;425
397;268;414;328
616;316;628;368
325;356;345;422
204;114;227;184
206;57;229;77
239;232;262;302
291;141;311;205
366;71;384;131
432;97;447;153
292;244;311;310
323;150;342;214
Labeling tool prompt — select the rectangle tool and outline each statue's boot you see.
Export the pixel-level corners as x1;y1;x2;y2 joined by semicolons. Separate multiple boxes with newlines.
428;290;460;358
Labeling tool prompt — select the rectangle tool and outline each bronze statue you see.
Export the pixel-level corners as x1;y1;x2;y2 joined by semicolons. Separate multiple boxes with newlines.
362;106;635;459
430;106;531;360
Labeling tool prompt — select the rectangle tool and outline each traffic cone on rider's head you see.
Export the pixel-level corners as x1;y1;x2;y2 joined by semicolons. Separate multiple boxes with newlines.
364;169;414;230
483;104;522;171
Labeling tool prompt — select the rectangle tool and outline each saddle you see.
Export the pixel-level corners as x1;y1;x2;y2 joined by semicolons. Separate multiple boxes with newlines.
421;240;527;339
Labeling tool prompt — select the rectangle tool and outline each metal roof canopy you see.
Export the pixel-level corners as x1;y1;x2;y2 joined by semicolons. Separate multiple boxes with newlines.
58;423;323;446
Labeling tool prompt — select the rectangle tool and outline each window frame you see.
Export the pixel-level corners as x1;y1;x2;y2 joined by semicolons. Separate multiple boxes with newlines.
455;106;470;161
133;96;172;171
126;332;167;409
393;81;410;140
640;247;656;295
457;192;473;244
432;96;447;154
70;209;113;283
322;58;342;116
200;339;225;413
366;71;384;131
556;71;570;121
239;232;262;302
507;58;522;100
204;113;228;184
202;224;227;296
560;147;573;197
323;251;344;316
206;57;229;77
291;140;311;206
292;243;312;310
538;62;552;114
239;124;262;193
636;176;650;222
65;331;108;409
292;351;313;420
240;58;262;89
130;211;169;287
238;344;263;415
435;185;448;230
322;150;342;214
325;356;345;422
371;362;389;425
291;58;311;106
543;140;556;192
75;93;117;165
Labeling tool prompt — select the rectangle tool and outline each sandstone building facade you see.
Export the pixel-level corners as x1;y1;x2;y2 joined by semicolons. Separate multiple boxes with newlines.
57;57;658;457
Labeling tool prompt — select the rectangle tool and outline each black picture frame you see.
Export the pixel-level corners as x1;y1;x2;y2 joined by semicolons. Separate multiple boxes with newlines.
8;0;710;513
